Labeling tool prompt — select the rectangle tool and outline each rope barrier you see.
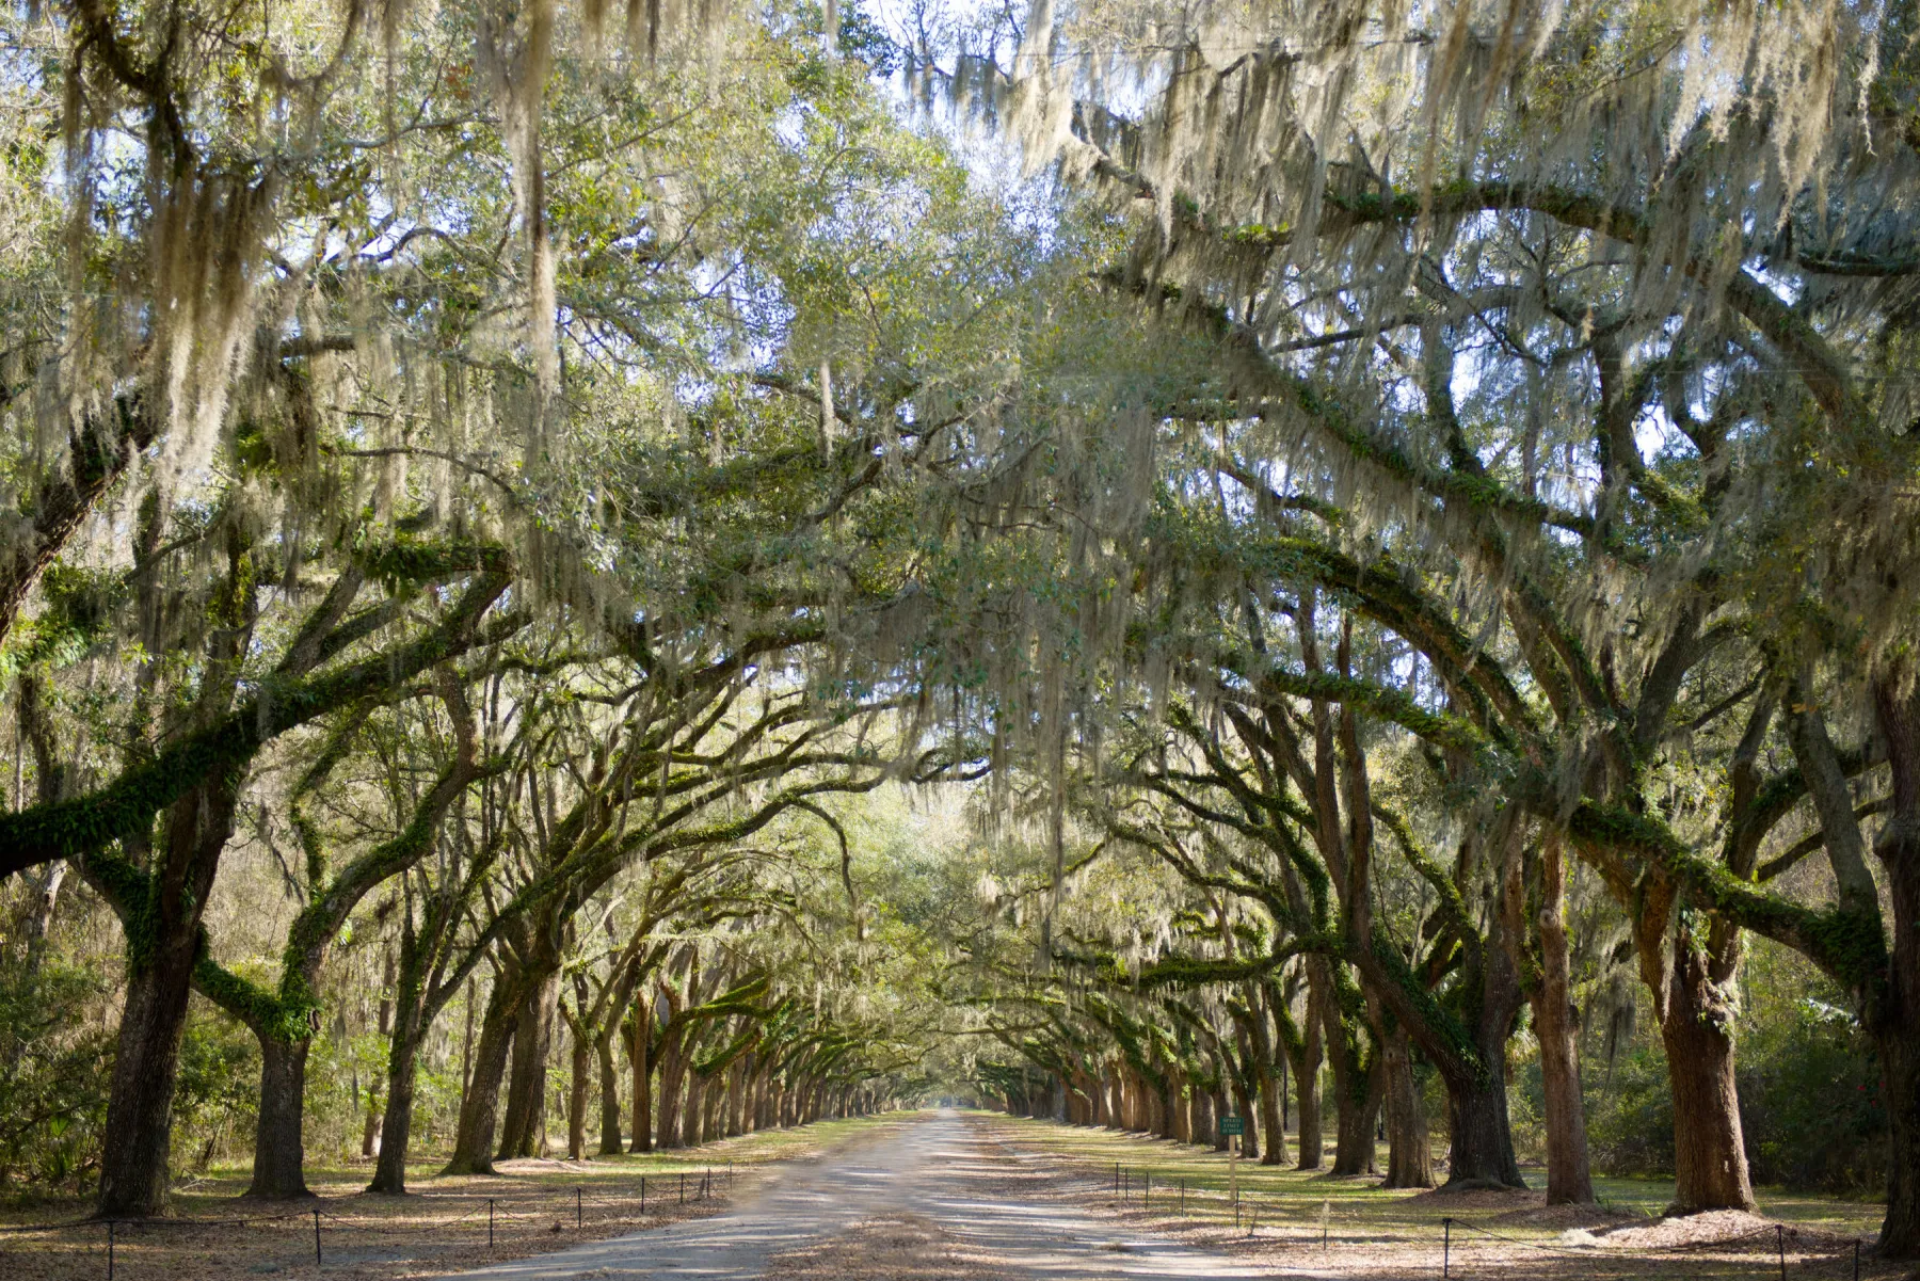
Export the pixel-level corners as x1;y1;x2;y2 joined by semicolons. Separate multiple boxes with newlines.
0;1209;313;1234
0;1163;738;1278
1100;1157;1874;1279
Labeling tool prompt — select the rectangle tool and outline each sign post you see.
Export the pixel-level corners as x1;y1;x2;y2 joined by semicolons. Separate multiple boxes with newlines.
1220;1114;1245;1226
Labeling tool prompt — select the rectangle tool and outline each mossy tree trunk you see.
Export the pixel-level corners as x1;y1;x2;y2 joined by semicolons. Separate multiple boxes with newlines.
630;999;653;1152
1524;836;1593;1204
1279;978;1324;1169
1322;992;1376;1177
1873;675;1920;1258
1227;1049;1261;1162
1234;1001;1288;1166
96;533;256;1219
444;970;528;1175
656;1024;688;1149
246;1036;315;1199
97;769;248;1217
1629;869;1754;1213
596;1024;624;1154
368;1003;427;1194
497;964;558;1159
1379;1022;1432;1189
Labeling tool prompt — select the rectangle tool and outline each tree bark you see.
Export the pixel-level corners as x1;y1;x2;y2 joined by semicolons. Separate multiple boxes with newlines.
244;1036;314;1198
497;968;557;1159
683;1071;706;1146
362;949;395;1159
568;1018;591;1160
1443;1070;1523;1190
1237;994;1290;1166
1229;1067;1261;1162
368;1019;425;1194
1286;1025;1323;1169
1379;1022;1433;1188
630;1003;653;1152
1530;836;1594;1204
1331;1053;1383;1177
1659;965;1754;1212
656;1035;686;1149
97;767;246;1217
1873;675;1920;1257
1633;873;1755;1213
597;1028;623;1154
1324;994;1376;1177
443;973;524;1175
96;961;194;1217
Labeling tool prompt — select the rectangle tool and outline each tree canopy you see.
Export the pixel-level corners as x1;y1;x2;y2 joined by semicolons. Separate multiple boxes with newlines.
3;0;1920;1261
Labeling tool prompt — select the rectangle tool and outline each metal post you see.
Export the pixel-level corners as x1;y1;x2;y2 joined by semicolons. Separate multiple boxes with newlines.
107;1221;114;1281
1856;1239;1862;1281
1443;1217;1451;1279
1144;1171;1150;1210
314;1207;322;1266
1777;1224;1787;1281
577;1187;582;1229
1123;1167;1129;1201
641;1176;647;1214
488;1198;495;1248
679;1172;686;1204
1114;1161;1120;1194
1180;1179;1186;1216
1230;1135;1239;1230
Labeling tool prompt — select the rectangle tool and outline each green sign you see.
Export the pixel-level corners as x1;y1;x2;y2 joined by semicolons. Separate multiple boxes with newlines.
1219;1115;1245;1136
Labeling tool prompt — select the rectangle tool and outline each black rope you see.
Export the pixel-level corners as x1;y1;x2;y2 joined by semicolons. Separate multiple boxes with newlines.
0;1210;314;1235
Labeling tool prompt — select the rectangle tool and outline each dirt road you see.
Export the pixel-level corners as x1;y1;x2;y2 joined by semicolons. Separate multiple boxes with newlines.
436;1110;1276;1279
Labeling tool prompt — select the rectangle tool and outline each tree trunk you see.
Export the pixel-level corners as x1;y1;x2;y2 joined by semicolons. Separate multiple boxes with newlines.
1631;868;1754;1215
497;969;557;1159
597;1029;623;1154
97;772;244;1218
1880;1004;1920;1256
683;1071;706;1145
443;974;523;1175
728;1060;747;1136
1531;836;1594;1204
1873;676;1920;1257
244;1036;314;1198
568;1020;591;1160
1326;1037;1375;1176
1424;948;1526;1189
1442;1070;1523;1189
630;1002;653;1152
97;961;195;1217
1660;943;1756;1212
363;949;395;1159
656;1039;686;1149
1379;1023;1433;1189
1228;1071;1260;1163
1288;1012;1325;1170
368;1021;425;1194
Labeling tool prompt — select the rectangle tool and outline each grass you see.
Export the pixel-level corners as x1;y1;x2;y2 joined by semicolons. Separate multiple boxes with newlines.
0;1112;911;1281
970;1111;1896;1281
